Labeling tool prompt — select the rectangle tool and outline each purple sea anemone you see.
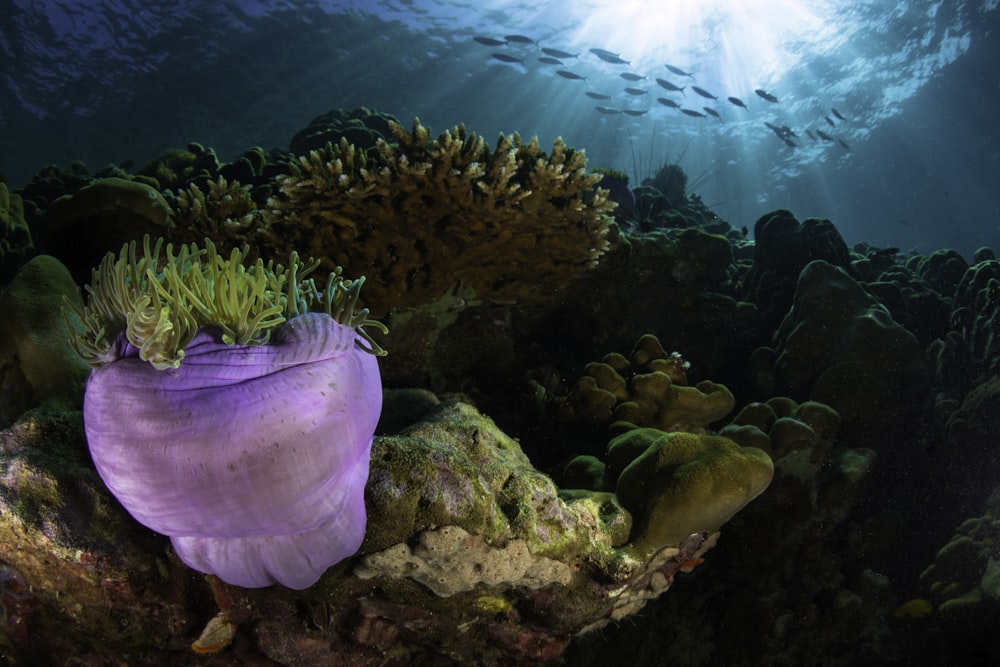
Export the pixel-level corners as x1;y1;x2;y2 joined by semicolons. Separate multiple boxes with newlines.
66;238;386;588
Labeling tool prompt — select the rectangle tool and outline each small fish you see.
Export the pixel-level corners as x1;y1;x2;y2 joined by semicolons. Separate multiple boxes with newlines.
825;115;835;127
589;48;630;64
703;107;722;120
727;96;748;109
680;108;706;118
754;88;779;103
556;70;586;80
504;34;535;44
655;78;685;94
831;107;846;120
586;91;612;100
665;64;694;78
815;129;833;141
806;129;817;141
595;106;621;115
622;109;648;116
620;72;646;81
491;53;522;63
783;137;797;148
474;36;507;46
838;139;851;151
691;86;717;100
589;47;620;59
656;97;681;108
541;47;578;59
624;87;647;95
764;122;795;140
538;56;563;65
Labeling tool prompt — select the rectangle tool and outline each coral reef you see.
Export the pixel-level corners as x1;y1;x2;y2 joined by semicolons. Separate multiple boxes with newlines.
260;118;614;315
6;106;1000;665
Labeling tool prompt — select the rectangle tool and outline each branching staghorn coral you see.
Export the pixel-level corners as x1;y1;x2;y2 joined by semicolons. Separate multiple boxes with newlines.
262;118;615;315
64;236;387;370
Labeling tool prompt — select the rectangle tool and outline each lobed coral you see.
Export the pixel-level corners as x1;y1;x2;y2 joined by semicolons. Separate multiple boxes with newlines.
552;333;735;433
261;118;615;315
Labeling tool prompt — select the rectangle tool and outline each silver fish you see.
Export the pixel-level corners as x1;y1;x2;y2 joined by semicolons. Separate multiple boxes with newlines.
474;36;507;46
541;47;578;59
655;78;685;94
665;64;694;78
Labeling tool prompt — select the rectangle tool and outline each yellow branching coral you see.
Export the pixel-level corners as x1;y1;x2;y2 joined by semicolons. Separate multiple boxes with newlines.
262;118;615;315
170;176;261;241
64;236;387;370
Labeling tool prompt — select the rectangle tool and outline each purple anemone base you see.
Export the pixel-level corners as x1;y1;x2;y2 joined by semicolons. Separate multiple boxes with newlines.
83;313;382;589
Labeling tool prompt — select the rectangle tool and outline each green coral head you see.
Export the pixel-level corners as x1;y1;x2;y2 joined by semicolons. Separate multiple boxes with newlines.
64;235;387;370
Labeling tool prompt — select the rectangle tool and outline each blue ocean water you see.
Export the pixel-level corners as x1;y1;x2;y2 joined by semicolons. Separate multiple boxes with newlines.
2;0;998;257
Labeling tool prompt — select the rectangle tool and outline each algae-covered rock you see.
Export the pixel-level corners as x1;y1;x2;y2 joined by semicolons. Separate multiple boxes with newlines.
612;428;774;556
0;400;722;664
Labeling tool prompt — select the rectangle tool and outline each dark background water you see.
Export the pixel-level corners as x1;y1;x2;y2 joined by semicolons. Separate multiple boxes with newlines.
1;0;998;257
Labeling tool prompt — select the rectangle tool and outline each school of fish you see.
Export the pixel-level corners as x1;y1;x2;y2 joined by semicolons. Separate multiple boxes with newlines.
473;33;854;155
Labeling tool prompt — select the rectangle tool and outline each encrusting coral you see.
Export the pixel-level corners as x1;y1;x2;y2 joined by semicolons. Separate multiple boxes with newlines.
260;117;615;315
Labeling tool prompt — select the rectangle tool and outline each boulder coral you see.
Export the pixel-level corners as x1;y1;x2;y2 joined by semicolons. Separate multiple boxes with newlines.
0;255;89;426
261;118;615;315
37;177;172;281
754;259;923;427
